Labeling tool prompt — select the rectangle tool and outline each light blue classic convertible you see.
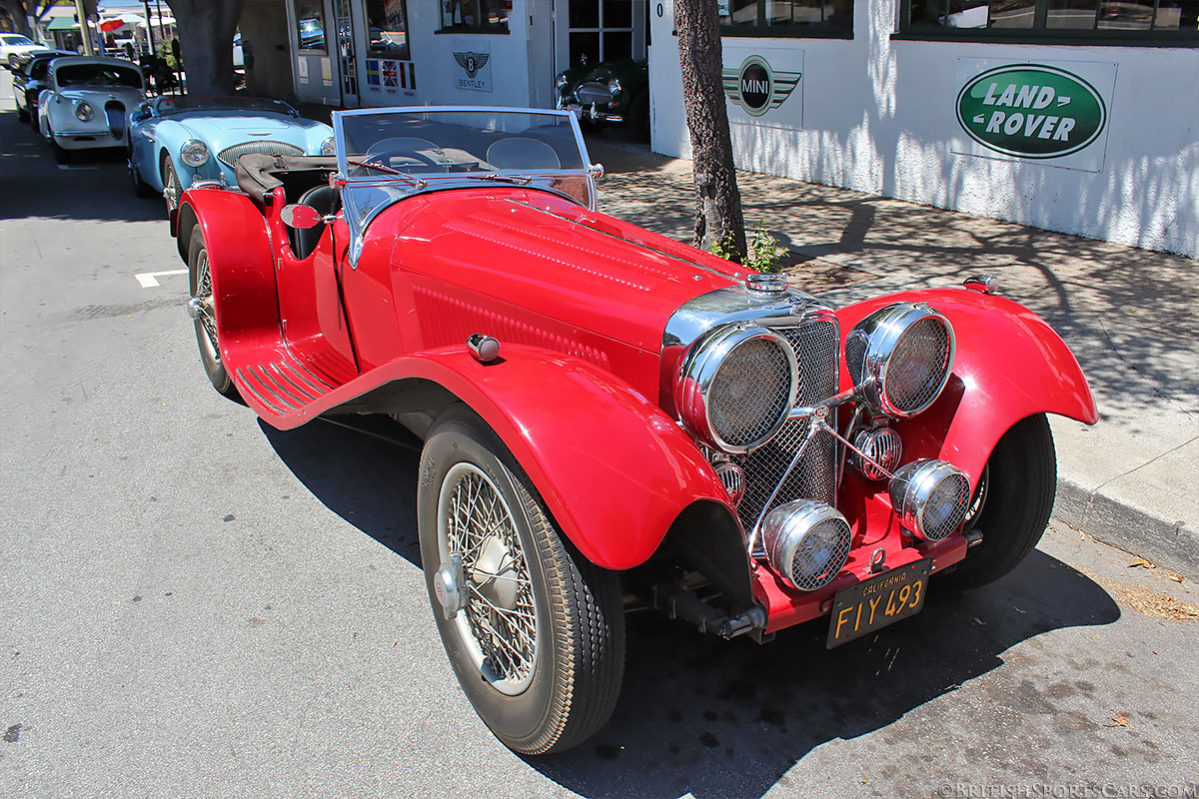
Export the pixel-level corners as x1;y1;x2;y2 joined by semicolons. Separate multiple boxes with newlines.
127;95;335;213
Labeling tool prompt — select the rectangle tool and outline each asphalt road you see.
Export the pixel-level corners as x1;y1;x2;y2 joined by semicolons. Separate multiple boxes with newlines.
1;72;1197;799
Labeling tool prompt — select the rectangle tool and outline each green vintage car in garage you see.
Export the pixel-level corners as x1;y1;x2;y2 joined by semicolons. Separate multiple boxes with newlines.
554;57;649;138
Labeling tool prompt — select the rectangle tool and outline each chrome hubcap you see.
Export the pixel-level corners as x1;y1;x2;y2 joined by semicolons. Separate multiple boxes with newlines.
437;462;539;695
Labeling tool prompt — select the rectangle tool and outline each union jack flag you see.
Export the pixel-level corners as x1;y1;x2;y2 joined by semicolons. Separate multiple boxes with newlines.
382;61;398;88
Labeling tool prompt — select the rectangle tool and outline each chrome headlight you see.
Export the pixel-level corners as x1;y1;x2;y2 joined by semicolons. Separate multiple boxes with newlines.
180;139;210;168
889;459;971;541
555;72;569;92
608;78;622;96
74;101;93;121
845;302;955;418
319;136;336;156
675;324;797;454
762;500;851;591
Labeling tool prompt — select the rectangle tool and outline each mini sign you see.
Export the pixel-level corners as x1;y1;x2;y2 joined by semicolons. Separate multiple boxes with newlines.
952;59;1117;172
721;45;804;130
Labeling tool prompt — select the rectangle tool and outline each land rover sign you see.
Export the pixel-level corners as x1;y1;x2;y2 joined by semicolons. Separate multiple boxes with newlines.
952;59;1116;172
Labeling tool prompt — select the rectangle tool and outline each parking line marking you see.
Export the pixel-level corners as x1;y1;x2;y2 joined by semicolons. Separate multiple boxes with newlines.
136;269;188;288
57;165;101;171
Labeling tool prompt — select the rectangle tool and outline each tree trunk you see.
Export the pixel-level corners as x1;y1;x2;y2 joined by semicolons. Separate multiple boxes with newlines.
0;1;33;37
166;0;243;96
675;0;745;261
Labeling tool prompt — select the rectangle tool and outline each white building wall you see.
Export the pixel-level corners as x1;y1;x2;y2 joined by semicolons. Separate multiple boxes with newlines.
649;0;1199;257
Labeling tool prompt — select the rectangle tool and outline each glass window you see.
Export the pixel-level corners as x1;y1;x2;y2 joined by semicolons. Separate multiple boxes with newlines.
365;0;409;59
899;0;1198;39
295;0;327;51
438;0;510;33
720;0;854;36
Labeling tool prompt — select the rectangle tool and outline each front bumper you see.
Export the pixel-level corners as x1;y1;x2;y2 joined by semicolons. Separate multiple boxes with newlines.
558;99;625;124
51;129;127;150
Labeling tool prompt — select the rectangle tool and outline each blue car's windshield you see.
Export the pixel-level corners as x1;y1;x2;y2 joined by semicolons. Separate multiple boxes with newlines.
155;96;298;116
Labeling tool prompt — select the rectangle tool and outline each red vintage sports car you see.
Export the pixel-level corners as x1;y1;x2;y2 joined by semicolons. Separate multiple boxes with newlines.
170;106;1097;755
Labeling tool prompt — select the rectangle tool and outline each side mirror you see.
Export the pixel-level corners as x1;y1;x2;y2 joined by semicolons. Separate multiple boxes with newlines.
280;203;323;229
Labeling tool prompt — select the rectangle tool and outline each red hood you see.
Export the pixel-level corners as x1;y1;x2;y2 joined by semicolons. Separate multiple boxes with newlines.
380;187;744;355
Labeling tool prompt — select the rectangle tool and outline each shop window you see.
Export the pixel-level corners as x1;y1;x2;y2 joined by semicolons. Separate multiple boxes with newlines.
720;0;854;37
366;0;410;59
295;0;327;51
899;0;1198;42
438;0;511;33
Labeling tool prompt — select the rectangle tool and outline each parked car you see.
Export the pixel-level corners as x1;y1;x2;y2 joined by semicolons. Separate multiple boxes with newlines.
36;55;146;163
9;48;74;123
127;95;335;214
1;33;42;69
168;106;1096;755
555;57;649;137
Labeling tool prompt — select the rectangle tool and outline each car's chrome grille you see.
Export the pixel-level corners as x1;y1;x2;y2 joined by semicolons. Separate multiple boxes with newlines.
733;316;840;533
575;82;612;106
217;140;305;168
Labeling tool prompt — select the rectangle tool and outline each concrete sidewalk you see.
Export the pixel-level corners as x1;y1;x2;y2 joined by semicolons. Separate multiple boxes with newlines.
586;135;1199;580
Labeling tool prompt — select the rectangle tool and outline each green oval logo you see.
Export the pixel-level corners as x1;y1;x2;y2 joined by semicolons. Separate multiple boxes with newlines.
956;65;1106;159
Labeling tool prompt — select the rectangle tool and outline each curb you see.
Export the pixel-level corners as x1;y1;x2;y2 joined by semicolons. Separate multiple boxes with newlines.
1054;477;1198;581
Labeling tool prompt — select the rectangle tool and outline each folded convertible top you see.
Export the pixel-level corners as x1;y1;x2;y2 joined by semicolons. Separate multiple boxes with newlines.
235;153;338;203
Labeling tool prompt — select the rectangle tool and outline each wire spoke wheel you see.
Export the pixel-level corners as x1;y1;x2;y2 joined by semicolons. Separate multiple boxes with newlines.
186;227;236;398
439;462;540;694
418;407;625;755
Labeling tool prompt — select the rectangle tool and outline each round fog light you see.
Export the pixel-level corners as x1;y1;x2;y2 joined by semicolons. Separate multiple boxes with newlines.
888;459;971;541
761;500;851;592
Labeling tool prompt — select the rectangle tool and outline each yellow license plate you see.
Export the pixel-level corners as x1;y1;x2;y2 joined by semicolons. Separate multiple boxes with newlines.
826;558;932;649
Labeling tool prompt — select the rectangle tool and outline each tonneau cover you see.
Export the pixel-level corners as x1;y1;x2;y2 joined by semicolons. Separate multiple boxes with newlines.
235;154;338;202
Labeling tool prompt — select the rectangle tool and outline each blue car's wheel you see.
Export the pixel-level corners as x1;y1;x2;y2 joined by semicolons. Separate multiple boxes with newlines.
129;149;154;198
162;154;181;215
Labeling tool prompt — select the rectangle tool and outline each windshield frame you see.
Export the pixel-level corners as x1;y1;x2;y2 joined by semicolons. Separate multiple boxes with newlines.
331;106;599;266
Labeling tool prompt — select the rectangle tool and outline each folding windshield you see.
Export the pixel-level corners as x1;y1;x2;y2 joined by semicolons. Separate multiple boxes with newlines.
336;108;587;176
332;107;597;266
57;64;143;89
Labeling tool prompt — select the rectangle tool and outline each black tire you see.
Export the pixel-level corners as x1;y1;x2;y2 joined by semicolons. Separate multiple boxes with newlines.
129;149;154;198
46;120;70;164
939;414;1057;589
162;154;180;215
16;99;29;123
418;406;625;755
187;226;237;398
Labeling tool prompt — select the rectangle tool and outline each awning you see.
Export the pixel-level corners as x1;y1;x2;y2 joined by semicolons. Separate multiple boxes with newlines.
47;17;79;32
100;19;125;32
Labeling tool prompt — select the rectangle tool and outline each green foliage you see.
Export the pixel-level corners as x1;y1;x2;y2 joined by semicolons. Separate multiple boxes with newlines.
157;41;178;70
708;224;785;274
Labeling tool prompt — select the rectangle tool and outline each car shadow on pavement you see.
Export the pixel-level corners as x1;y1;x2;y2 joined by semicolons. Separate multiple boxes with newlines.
532;553;1120;799
261;413;1121;798
259;415;424;568
0;109;167;223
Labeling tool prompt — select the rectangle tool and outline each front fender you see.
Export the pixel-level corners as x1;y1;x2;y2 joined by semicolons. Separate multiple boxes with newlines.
175;189;279;355
837;287;1097;485
349;345;734;571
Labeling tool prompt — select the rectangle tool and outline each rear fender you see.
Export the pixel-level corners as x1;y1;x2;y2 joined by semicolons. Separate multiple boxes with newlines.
354;344;735;571
175;189;279;356
837;287;1097;485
